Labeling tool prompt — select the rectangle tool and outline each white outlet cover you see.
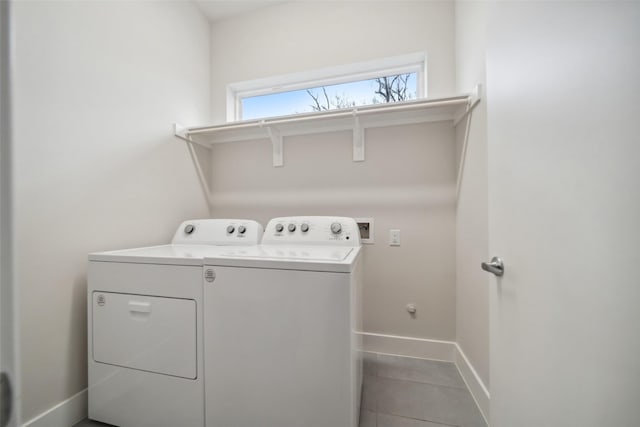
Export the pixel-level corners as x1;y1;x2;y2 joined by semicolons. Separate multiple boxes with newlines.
390;229;401;246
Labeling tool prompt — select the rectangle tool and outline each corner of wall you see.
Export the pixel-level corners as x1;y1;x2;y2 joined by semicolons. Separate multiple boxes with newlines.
453;0;491;408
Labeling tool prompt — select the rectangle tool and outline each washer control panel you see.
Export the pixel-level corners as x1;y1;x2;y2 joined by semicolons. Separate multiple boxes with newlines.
172;219;264;245
263;216;360;246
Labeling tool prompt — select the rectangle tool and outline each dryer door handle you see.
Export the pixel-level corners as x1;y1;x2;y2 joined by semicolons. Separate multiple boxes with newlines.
128;301;152;314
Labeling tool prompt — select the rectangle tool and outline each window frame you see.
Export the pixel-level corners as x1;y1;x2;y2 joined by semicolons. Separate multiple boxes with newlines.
226;53;427;122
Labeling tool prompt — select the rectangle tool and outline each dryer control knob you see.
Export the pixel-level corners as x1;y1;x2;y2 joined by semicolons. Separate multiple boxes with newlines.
288;223;296;232
331;222;342;234
226;225;235;234
300;223;309;233
275;223;284;233
238;225;246;234
184;224;195;234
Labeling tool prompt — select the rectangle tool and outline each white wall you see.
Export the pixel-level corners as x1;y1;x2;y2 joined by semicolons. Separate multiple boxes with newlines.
12;1;210;421
209;124;457;341
454;0;490;392
210;0;456;122
208;2;458;343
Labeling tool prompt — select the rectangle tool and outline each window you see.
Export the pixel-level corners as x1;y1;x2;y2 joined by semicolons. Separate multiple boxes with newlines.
240;73;418;120
227;53;426;121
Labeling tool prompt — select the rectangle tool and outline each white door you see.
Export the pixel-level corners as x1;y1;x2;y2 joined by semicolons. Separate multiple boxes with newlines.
0;1;18;426
486;2;640;426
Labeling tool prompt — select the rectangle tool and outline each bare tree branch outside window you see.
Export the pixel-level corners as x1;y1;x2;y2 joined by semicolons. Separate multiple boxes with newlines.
306;87;356;111
307;73;415;112
241;72;418;119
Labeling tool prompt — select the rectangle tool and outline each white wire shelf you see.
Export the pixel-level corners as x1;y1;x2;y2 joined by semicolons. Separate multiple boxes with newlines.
175;87;480;167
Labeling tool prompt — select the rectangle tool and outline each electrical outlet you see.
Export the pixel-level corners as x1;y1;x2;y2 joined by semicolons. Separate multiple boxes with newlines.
389;229;401;246
356;218;374;244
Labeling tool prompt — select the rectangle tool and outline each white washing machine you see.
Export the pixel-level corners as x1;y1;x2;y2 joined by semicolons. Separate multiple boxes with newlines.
203;216;363;427
87;219;263;427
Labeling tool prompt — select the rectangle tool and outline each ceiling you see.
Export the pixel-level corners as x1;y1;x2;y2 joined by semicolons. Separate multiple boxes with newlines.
193;1;286;22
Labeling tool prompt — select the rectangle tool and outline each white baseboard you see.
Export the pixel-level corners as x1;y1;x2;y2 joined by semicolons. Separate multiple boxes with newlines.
359;332;490;425
359;332;456;362
22;389;87;427
454;344;490;425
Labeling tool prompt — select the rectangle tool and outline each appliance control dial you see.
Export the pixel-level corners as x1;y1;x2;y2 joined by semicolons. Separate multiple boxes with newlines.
238;225;246;234
184;224;195;234
275;223;284;233
226;225;235;234
300;223;309;232
288;223;296;232
331;222;342;234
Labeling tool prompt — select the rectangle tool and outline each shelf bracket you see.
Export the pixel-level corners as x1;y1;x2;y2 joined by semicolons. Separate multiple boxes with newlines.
469;83;481;109
353;113;365;162
174;123;211;149
174;123;191;142
266;125;283;167
453;84;482;126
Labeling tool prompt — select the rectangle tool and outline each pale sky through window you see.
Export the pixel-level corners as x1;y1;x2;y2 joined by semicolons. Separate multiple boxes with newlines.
241;73;417;120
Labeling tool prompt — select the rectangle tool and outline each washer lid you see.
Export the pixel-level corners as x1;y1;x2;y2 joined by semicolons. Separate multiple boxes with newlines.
89;244;240;266
218;245;354;261
205;245;361;273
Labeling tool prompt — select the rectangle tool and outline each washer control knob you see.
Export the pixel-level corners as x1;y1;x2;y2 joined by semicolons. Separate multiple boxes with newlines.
184;224;195;234
226;225;235;234
331;222;342;234
288;223;296;232
238;225;246;234
275;223;284;233
300;223;309;233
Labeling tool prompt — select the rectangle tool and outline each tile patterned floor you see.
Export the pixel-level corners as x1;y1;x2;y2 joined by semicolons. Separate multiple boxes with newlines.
360;352;486;427
73;352;486;427
73;420;111;426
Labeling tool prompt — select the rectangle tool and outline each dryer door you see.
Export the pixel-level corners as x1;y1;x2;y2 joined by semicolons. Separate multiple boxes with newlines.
92;292;196;379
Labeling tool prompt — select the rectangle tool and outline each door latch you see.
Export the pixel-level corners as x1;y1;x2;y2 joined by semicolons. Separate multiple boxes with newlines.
481;256;504;277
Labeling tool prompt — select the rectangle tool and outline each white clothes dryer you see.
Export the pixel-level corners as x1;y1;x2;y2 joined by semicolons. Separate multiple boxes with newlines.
203;216;363;427
87;219;263;427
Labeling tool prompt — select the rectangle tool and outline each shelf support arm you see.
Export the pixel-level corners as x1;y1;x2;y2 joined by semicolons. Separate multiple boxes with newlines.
266;125;283;167
353;112;365;162
455;85;482;201
174;123;214;212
